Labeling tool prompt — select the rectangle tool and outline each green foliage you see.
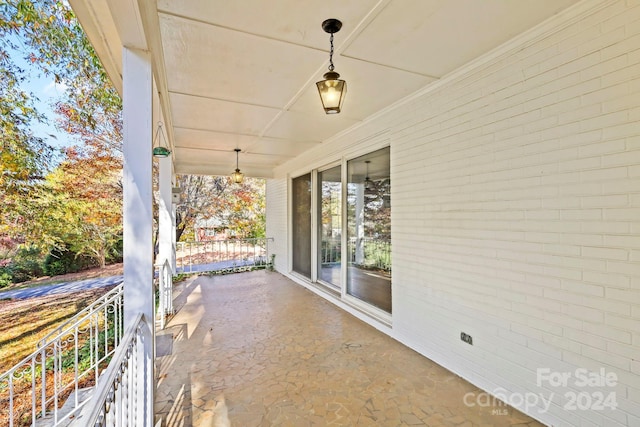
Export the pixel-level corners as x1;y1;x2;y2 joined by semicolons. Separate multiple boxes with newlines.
0;2;55;239
105;235;123;264
43;245;95;276
7;245;43;283
1;0;123;273
172;273;191;283
0;268;12;288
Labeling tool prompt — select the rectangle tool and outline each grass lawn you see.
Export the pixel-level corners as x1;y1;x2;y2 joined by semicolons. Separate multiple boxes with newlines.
0;263;123;373
0;287;115;372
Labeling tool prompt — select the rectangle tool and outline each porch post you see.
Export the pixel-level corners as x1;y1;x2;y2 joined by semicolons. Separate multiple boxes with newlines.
122;46;154;426
355;183;365;265
158;156;173;271
172;202;177;271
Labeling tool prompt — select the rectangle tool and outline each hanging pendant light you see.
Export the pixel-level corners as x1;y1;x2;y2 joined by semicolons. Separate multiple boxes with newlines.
231;148;244;184
152;122;171;158
316;19;346;114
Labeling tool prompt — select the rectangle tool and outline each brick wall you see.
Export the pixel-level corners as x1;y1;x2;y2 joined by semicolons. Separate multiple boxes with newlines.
267;1;640;425
266;178;288;272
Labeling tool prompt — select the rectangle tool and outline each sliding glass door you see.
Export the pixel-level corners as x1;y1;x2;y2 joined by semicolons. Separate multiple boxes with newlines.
346;147;391;313
291;148;391;315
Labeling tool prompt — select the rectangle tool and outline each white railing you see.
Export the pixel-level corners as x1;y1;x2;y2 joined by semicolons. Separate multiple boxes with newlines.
348;237;392;272
73;313;152;427
320;237;341;266
156;260;173;330
37;284;124;349
0;283;124;427
176;237;272;273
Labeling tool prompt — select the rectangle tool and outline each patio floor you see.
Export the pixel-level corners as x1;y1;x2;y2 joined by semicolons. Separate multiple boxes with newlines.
154;270;543;426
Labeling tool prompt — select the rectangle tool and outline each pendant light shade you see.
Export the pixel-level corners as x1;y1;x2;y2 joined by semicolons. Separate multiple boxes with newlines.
316;71;346;114
231;148;244;184
316;19;346;114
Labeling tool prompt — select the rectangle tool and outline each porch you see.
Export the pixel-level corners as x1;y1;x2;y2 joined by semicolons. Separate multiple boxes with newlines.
154;270;540;426
65;0;640;425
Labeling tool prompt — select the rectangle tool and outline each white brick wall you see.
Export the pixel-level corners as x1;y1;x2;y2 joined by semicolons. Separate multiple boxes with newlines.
265;178;288;273
266;1;640;425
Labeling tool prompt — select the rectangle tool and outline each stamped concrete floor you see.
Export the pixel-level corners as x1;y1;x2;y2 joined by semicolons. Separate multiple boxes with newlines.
155;271;543;427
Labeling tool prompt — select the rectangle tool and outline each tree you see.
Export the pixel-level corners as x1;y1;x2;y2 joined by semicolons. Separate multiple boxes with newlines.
0;29;53;240
225;178;266;238
48;144;122;268
173;175;266;242
1;0;123;271
1;1;266;274
174;175;230;242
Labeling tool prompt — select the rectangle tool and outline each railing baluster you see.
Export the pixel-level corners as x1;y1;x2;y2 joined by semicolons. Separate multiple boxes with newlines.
0;283;124;427
93;314;99;387
31;357;36;427
103;303;108;363
40;347;46;421
53;341;59;424
74;326;79;408
9;375;14;427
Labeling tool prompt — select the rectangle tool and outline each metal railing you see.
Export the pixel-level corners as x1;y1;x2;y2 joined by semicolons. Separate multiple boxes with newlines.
320;238;341;266
37;284;124;349
156;260;173;330
176;237;272;273
73;313;152;427
0;283;124;427
348;237;391;272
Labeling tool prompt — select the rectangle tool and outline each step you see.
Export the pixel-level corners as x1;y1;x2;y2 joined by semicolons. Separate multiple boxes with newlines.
37;387;94;427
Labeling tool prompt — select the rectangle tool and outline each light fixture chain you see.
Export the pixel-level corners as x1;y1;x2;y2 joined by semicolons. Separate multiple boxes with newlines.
328;33;334;71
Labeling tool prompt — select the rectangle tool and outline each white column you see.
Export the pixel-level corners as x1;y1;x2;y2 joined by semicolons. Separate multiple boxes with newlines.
355;183;365;265
122;47;154;426
171;202;177;271
158;156;172;271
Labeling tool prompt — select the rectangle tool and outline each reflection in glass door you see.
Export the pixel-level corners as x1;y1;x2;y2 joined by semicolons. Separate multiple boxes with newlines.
346;147;391;313
292;173;311;278
318;166;342;289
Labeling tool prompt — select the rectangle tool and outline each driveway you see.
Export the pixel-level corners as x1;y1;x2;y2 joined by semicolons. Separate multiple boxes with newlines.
0;258;263;300
0;275;123;300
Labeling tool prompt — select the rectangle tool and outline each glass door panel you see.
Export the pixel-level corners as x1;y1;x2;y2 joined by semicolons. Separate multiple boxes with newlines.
317;166;342;288
346;147;391;313
292;173;311;278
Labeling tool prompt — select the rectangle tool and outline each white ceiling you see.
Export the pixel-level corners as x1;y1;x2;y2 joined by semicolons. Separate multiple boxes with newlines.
71;0;582;177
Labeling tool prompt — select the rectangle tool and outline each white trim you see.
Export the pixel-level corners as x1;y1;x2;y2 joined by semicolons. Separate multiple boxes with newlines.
68;0;123;93
317;163;344;292
342;293;392;326
286;173;292;274
310;168;319;283
317;160;342;173
341;157;348;301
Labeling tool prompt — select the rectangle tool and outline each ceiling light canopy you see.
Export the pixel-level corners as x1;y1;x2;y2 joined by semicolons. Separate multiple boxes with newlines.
231;148;244;184
316;19;346;114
